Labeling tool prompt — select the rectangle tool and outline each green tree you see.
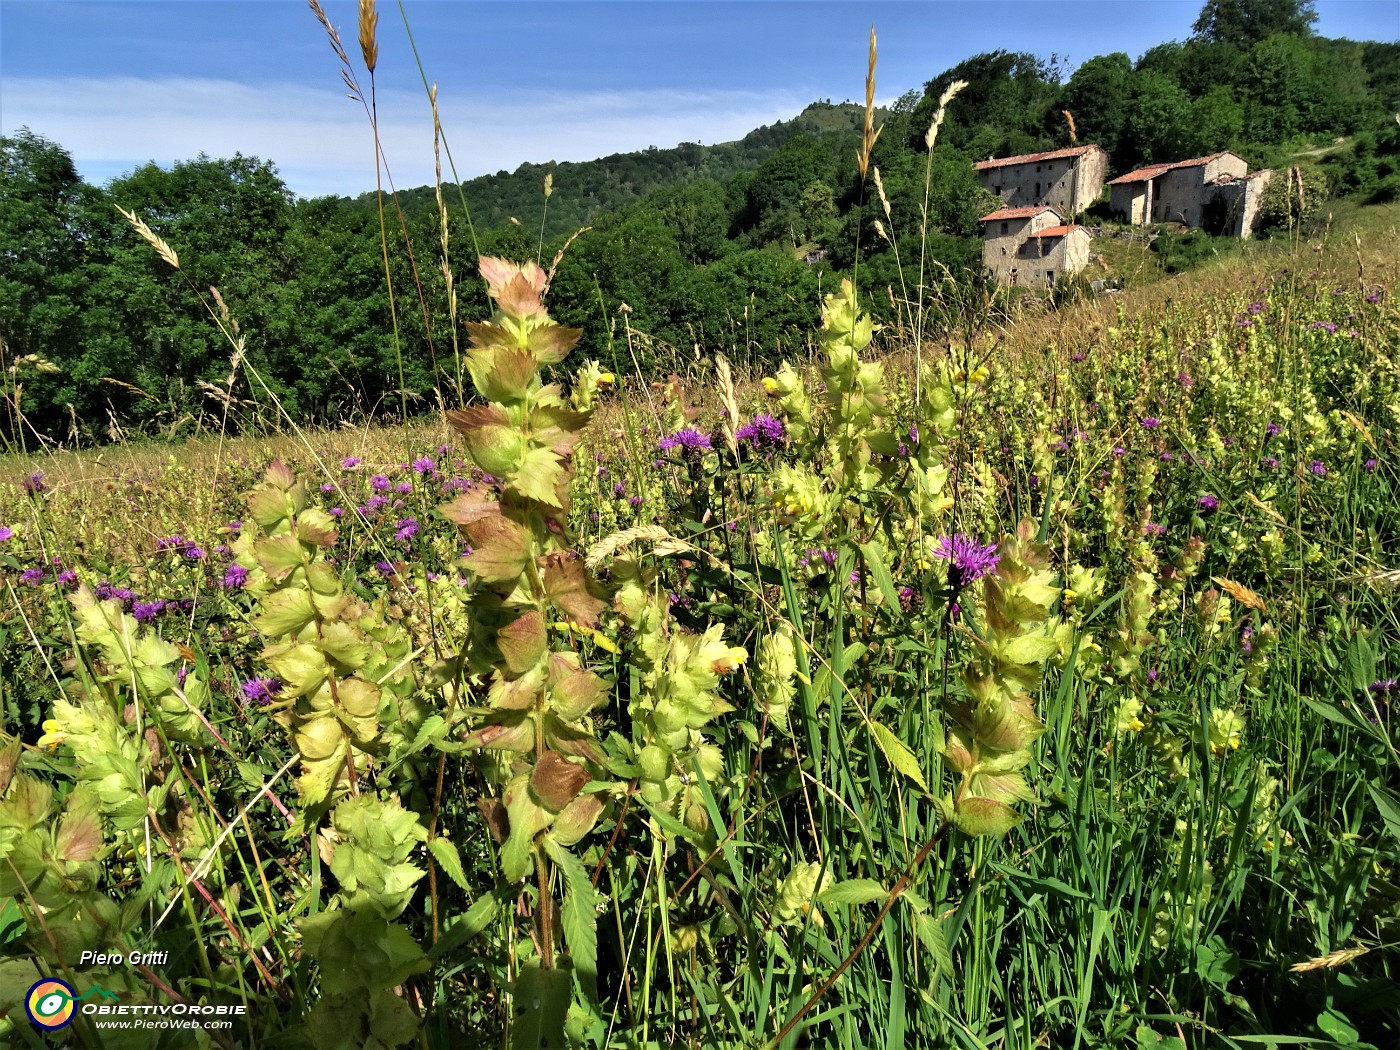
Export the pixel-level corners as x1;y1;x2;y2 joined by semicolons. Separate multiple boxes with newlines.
1192;0;1317;47
1062;53;1134;157
0;130;93;441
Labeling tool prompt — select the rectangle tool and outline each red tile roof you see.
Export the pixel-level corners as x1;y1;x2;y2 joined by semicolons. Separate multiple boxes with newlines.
1028;224;1084;238
1108;152;1245;185
974;144;1103;171
979;205;1062;222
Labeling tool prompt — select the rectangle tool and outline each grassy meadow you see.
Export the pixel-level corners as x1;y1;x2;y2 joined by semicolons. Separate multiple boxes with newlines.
2;16;1400;1047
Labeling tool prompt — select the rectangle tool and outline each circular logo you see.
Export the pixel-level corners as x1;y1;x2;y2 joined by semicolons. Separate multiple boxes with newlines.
25;978;77;1030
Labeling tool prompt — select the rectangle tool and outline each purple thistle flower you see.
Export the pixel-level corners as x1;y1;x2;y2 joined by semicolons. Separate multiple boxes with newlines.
223;564;249;589
932;534;1001;587
55;569;77;586
341;456;361;470
19;568;47;585
185;546;205;560
23;472;45;494
1369;679;1397;695
329;506;345;517
735;413;785;448
1265;422;1281;438
658;428;713;456
1140;417;1161;430
0;526;12;542
156;534;186;551
241;677;281;706
1262;456;1280;470
133;600;166;623
1364;458;1378;471
412;456;436;474
95;581;134;603
1309;460;1327;477
612;481;627;498
394;517;419;542
395;480;413;494
1199;494;1219;511
370;474;390;492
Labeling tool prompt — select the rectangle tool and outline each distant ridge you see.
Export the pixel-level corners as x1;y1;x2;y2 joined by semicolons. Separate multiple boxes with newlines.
353;100;880;238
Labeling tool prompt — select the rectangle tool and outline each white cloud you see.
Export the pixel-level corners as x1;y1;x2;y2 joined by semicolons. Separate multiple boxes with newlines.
2;75;810;199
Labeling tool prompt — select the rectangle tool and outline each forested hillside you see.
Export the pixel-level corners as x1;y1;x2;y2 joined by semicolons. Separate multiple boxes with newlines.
2;0;1397;446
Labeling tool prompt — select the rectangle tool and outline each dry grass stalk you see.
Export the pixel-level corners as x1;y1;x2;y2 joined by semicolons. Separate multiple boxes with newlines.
925;79;968;151
115;206;179;269
1290;945;1369;972
585;525;674;573
546;226;592;290
358;0;378;73
857;27;881;180
1063;109;1078;143
715;354;740;456
873;167;891;220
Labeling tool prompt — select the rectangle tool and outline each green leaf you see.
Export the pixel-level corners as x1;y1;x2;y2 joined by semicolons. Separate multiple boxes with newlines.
908;904;953;980
510;960;571;1050
856;541;901;619
430;890;503;960
1368;782;1400;844
252;587;317;638
1301;694;1366;730
513;447;566;508
869;720;928;792
426;838;470;892
1315;1008;1360;1044
998;632;1061;666
820;878;889;906
543;838;598;986
1195;935;1241;989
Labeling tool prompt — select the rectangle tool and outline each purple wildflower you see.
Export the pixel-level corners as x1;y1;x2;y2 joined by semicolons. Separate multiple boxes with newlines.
1262;456;1280;470
133;600;166;623
1364;458;1378;471
0;526;12;542
613;482;627;498
735;413;785;448
1369;679;1397;695
185;546;205;560
241;678;281;706
370;474;390;492
1199;494;1219;511
1140;417;1161;430
932;534;1001;587
95;581;134;603
223;564;249;588
23;472;45;494
19;568;46;585
1309;460;1327;477
329;506;345;517
55;569;77;586
1266;422;1281;438
341;456;361;470
658;428;713;457
412;456;436;474
1144;522;1165;536
394;517;419;542
395;481;413;494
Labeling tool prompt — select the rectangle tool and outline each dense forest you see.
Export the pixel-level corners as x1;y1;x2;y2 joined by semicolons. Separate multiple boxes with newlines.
2;0;1398;445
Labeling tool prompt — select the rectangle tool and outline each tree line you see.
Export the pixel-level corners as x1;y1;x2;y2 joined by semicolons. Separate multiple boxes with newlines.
2;0;1396;446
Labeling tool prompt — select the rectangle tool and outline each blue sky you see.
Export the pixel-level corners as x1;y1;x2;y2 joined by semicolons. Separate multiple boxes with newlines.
1;1;1394;199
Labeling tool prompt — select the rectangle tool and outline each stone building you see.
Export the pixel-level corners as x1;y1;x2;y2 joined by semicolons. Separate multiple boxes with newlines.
975;144;1109;217
980;205;1092;288
1108;151;1272;237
